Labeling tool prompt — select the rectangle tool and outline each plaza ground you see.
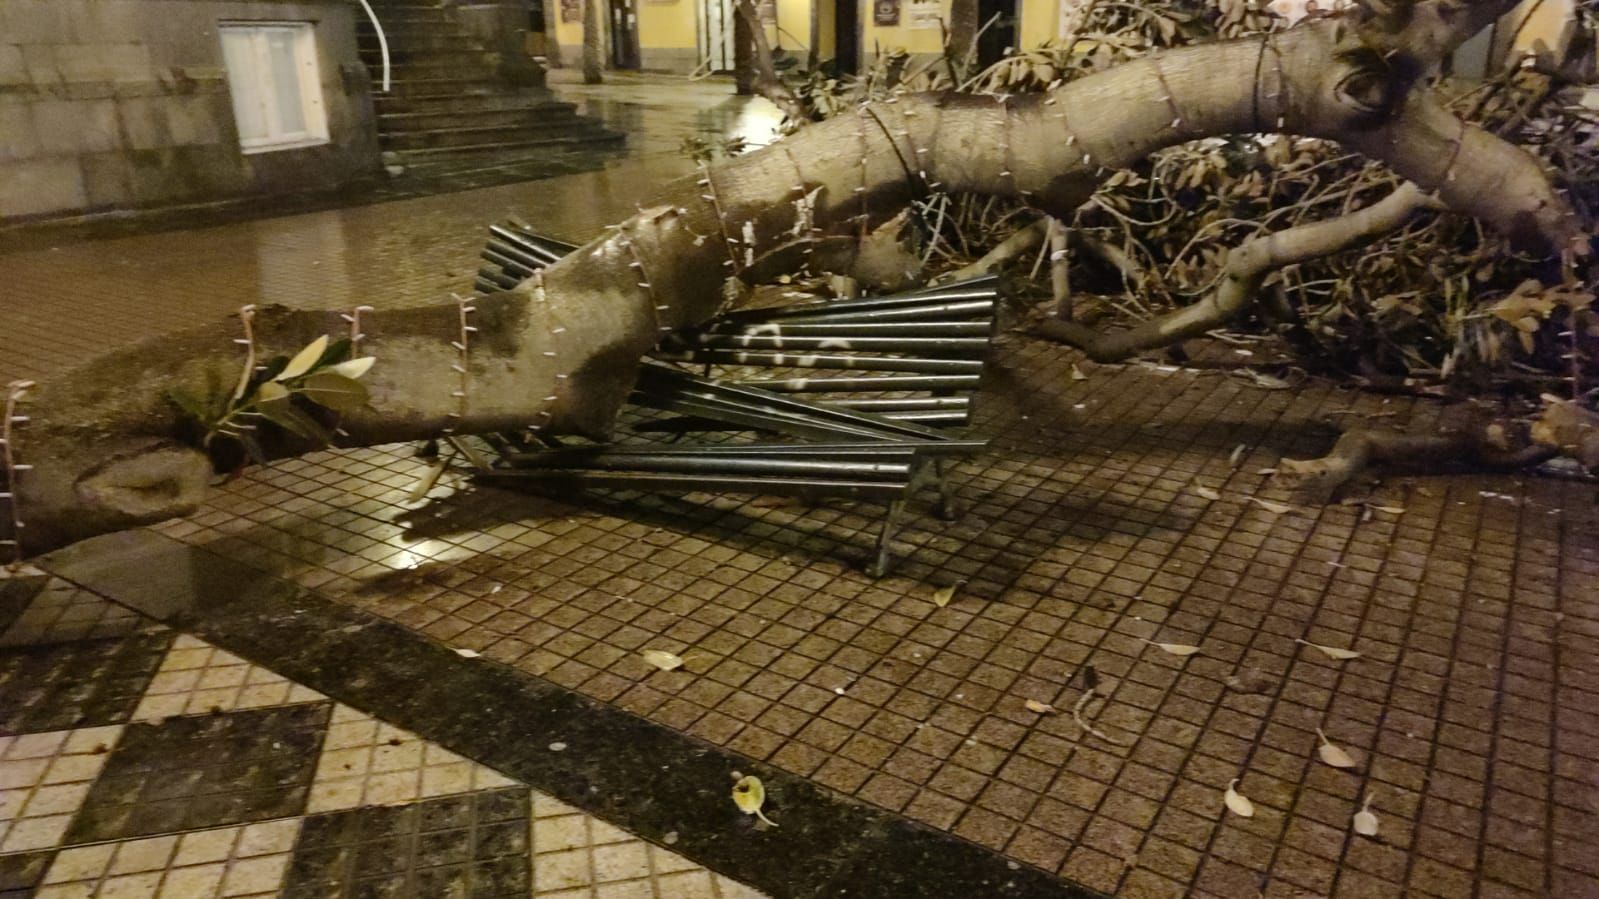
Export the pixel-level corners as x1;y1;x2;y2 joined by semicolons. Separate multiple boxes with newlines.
1;71;1594;898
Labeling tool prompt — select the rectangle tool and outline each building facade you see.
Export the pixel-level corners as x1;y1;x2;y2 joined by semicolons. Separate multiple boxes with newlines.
0;0;383;222
550;0;1579;78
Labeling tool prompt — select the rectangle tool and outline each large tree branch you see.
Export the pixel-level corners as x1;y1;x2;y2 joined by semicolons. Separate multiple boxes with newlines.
1034;182;1442;360
7;7;1584;557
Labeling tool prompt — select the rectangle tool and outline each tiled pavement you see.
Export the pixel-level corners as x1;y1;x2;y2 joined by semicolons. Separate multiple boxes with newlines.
0;576;769;898
111;339;1595;899
2;80;1596;899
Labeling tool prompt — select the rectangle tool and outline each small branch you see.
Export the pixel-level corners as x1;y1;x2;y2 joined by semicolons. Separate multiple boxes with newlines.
734;0;808;124
1049;219;1071;320
1275;424;1560;501
936;218;1045;282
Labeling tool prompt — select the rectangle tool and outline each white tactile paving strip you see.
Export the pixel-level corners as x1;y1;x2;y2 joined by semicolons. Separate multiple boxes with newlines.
306;703;520;813
0;577;770;898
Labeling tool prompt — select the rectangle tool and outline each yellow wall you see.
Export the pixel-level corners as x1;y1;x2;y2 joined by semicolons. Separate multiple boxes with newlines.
772;0;813;51
1020;0;1057;47
861;0;947;60
640;0;699;50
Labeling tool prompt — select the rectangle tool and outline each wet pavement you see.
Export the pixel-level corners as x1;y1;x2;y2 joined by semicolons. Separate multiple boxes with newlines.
2;73;1598;899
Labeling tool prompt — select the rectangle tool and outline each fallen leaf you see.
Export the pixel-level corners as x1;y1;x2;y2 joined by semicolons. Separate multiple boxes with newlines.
1370;505;1406;515
1071;686;1129;746
454;648;480;658
1071;364;1089;381
642;649;685;671
1248;496;1294;514
548;742;568;752
732;773;778;827
1315;727;1357;768
1297;639;1362;660
1353;792;1379;836
1224;778;1255;817
1193;485;1222;501
1025;699;1057;714
931;583;959;608
1228;444;1247;468
1148;641;1202;657
407;459;448;504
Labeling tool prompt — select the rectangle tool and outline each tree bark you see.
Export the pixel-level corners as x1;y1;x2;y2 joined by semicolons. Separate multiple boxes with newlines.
734;0;807;120
946;0;980;73
5;4;1582;559
581;0;604;83
733;4;756;95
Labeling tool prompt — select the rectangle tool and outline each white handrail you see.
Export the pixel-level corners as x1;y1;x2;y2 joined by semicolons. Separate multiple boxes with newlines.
355;0;392;91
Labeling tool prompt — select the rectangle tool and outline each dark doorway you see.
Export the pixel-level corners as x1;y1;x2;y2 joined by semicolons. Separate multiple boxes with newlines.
609;0;640;69
834;0;858;74
975;0;1015;68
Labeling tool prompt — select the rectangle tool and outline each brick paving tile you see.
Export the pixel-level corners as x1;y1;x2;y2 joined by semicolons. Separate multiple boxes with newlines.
5;169;1597;897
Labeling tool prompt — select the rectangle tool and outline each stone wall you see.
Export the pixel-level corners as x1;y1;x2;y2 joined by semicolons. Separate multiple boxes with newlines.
0;0;381;222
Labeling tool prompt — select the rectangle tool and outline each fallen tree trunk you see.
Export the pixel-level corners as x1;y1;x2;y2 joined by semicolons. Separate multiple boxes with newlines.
3;4;1584;559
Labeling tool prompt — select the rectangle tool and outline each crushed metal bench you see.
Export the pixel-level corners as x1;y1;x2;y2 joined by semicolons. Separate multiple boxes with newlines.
460;219;1001;576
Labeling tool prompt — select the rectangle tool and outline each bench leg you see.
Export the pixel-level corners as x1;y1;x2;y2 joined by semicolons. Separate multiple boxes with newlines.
932;458;960;520
868;498;908;578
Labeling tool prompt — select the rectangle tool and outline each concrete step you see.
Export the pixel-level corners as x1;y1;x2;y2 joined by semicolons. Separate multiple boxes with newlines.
355;10;452;26
375;61;502;80
372;91;567;113
358;32;480;51
377;101;578;131
380;77;505;97
385;129;626;158
379;118;611;149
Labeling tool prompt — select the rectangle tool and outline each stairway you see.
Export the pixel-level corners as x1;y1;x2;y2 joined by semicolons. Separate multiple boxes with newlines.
356;0;624;163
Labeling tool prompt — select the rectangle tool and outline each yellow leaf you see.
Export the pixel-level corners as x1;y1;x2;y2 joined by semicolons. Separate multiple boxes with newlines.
275;335;329;382
1248;497;1293;515
1071;364;1089;381
1315;728;1356;768
329;357;376;379
642;649;685;671
1296;639;1361;660
1193;485;1221;501
406;459;447;504
256;381;289;403
1224;778;1254;817
732;774;778;827
1025;699;1057;714
931;583;958;608
1353;793;1379;836
1149;641;1202;657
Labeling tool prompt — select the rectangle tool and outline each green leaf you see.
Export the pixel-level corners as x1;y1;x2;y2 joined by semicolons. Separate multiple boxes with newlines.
328;356;376;380
167;387;212;423
256;397;333;444
257;381;290;403
298;372;369;412
315;337;353;370
276;335;329;382
255;355;289;386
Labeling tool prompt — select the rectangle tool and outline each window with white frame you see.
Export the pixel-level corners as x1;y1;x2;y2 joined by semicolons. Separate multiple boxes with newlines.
219;22;329;153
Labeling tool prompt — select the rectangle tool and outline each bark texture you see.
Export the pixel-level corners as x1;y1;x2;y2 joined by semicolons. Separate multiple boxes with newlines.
581;0;604;83
734;0;808;122
4;4;1584;559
